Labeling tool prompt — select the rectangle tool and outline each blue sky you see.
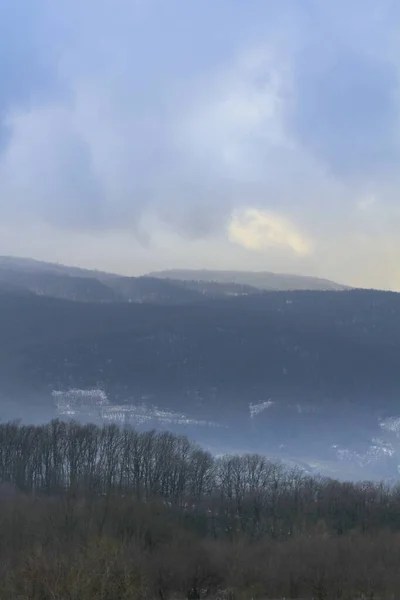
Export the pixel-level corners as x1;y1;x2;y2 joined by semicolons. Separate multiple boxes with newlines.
1;0;400;288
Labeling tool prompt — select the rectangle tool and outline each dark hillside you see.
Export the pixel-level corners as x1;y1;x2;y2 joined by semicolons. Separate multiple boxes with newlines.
1;288;400;478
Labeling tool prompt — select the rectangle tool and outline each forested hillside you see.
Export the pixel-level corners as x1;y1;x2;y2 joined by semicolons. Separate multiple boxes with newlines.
1;288;399;401
0;420;399;598
1;287;400;478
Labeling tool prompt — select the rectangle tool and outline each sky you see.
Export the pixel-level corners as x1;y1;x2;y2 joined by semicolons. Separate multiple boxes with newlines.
1;0;400;289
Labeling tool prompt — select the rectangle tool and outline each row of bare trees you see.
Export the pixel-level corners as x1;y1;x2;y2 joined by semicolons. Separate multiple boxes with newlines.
0;419;399;541
1;420;400;597
0;484;400;598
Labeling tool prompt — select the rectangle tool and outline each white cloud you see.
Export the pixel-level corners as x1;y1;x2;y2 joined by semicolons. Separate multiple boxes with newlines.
357;195;376;211
176;46;291;179
3;0;400;290
228;207;314;256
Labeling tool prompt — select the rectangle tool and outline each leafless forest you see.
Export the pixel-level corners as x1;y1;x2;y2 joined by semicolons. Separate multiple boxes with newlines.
0;420;399;598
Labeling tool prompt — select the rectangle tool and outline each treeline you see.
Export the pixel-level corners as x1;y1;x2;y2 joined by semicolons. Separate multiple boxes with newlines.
2;419;400;538
0;421;400;598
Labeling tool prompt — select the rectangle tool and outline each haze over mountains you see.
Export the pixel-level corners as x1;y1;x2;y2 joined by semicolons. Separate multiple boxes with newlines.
0;255;400;480
0;256;348;302
150;269;349;292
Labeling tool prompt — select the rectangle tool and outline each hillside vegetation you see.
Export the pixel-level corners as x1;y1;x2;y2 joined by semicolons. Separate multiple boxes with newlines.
1;288;399;403
0;420;399;599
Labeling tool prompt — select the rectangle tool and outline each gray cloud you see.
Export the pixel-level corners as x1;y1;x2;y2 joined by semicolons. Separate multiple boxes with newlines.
2;0;400;288
291;50;399;176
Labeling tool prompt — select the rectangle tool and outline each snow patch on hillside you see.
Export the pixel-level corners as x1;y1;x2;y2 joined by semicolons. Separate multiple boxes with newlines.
249;400;274;418
380;416;400;435
52;388;226;429
332;437;395;467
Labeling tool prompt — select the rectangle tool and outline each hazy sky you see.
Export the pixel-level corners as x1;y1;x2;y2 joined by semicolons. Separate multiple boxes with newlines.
1;0;400;288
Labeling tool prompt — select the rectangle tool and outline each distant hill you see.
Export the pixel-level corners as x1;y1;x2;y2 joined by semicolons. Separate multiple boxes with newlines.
0;257;269;303
0;255;118;282
0;257;202;304
149;269;349;291
1;287;399;406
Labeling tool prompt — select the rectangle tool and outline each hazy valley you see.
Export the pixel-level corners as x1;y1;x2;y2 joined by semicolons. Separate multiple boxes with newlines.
1;256;399;481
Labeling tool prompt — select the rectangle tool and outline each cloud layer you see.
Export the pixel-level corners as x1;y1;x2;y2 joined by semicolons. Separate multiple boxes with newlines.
228;208;313;256
2;0;400;288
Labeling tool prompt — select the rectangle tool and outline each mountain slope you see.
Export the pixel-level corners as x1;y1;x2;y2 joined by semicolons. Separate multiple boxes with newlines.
1;288;400;478
149;268;349;291
2;288;399;401
0;257;349;300
0;257;201;304
0;256;266;303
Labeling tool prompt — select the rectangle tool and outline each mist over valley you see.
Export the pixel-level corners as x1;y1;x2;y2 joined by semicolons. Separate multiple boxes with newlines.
1;256;399;481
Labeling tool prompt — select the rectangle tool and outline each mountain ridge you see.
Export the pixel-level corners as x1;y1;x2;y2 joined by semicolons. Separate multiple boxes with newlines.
148;268;350;291
0;256;349;302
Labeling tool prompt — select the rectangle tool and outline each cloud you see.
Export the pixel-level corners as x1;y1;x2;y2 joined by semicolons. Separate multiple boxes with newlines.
176;47;289;179
357;195;376;212
228;208;313;256
290;44;399;179
2;0;400;288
